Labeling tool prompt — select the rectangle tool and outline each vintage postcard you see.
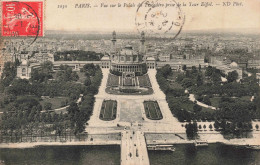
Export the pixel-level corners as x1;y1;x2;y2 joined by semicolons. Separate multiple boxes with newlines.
0;0;260;164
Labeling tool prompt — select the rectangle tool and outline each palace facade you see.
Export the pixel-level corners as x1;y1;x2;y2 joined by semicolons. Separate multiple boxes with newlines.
101;31;156;72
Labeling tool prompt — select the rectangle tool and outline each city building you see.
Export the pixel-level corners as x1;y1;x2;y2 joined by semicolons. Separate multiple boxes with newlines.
17;59;32;79
256;73;260;85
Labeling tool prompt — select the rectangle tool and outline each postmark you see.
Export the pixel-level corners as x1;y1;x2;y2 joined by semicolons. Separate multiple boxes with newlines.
2;1;43;39
135;0;185;39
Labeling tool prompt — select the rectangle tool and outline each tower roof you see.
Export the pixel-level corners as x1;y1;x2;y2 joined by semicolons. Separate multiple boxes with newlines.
21;59;29;66
112;31;117;41
112;31;116;35
230;61;238;68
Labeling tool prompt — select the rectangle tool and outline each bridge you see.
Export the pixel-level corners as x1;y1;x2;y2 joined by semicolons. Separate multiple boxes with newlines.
121;131;150;165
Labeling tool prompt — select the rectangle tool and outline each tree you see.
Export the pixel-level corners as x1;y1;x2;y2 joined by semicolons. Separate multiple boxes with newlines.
185;122;198;139
227;70;238;83
214;122;220;130
73;111;86;135
205;66;213;77
67;102;79;115
31;61;53;82
182;65;187;71
204;56;209;63
209;124;213;130
193;104;202;113
196;74;203;86
176;74;185;83
82;64;96;76
0;62;17;87
41;61;53;73
61;101;67;107
160;64;172;78
57;65;79;82
156;72;169;92
71;72;79;81
249;123;253;130
141;63;148;75
181;78;193;88
7;78;31;95
212;72;221;83
191;66;197;74
47;112;52;123
84;76;92;86
41;113;46;122
203;96;211;105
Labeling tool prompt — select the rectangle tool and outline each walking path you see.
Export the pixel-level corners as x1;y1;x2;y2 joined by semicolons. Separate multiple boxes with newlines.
189;94;217;110
0;140;120;148
87;69;184;133
40;94;83;113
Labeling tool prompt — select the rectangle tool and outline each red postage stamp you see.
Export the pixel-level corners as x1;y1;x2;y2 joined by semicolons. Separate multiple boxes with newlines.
2;1;43;37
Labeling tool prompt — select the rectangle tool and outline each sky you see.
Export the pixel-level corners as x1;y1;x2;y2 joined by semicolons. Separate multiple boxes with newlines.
45;0;260;32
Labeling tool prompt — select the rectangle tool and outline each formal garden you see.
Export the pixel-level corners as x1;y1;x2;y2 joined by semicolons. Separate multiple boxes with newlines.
105;72;153;95
143;101;163;120
99;100;117;121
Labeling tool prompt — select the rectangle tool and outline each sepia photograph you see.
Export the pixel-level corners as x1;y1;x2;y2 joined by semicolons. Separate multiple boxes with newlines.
0;0;260;164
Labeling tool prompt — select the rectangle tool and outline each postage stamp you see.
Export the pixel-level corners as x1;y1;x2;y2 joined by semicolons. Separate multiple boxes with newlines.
135;0;185;38
1;1;43;37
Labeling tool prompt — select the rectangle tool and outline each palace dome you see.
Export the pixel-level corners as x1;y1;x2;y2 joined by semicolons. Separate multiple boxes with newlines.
101;55;110;61
120;45;138;56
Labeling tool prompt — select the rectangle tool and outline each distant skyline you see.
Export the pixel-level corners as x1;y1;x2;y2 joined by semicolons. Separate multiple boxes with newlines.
45;27;260;34
45;0;260;33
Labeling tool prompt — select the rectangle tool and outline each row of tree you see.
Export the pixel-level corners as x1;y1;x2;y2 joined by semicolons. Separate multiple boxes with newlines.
54;50;104;61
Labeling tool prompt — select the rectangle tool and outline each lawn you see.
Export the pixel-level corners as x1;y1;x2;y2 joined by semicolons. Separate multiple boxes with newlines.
169;96;214;114
210;97;221;108
77;71;86;84
99;100;117;121
240;96;251;101
40;97;69;110
209;96;252;109
201;107;216;114
179;100;195;114
143;101;163;120
169;81;183;89
137;74;151;87
107;74;120;87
